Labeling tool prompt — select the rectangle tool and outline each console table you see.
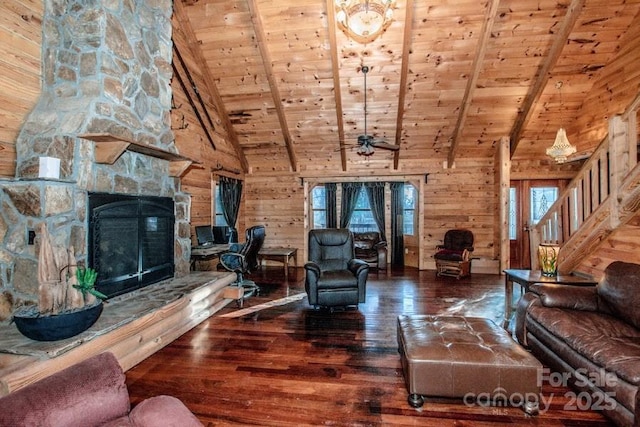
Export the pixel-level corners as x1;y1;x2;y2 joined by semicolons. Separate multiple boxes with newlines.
258;247;297;279
503;269;597;329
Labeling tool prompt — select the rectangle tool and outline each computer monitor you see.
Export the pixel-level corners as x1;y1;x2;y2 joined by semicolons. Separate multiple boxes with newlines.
212;225;232;243
195;225;214;246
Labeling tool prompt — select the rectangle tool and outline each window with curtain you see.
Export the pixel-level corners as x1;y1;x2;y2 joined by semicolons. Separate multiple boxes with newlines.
348;191;378;233
214;184;228;226
403;183;416;235
311;185;327;228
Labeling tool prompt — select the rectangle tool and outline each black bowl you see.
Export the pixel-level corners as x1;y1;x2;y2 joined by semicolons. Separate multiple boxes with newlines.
13;302;103;341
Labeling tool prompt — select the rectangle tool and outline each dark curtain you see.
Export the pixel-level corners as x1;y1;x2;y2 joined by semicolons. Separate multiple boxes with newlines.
390;182;405;266
364;182;386;240
219;176;243;241
325;183;337;228
339;182;362;228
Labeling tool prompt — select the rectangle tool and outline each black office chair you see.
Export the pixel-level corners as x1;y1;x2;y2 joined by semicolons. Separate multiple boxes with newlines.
219;225;265;298
304;228;369;309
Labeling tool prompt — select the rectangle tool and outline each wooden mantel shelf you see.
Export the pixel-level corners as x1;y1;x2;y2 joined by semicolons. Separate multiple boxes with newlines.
80;133;199;177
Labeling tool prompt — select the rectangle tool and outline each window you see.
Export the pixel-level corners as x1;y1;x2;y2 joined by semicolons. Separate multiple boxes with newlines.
349;190;378;233
403;183;416;235
214;185;228;226
509;187;517;240
311;185;327;228
530;187;558;225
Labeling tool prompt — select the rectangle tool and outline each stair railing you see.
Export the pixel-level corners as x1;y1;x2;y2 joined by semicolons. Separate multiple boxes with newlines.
530;92;640;271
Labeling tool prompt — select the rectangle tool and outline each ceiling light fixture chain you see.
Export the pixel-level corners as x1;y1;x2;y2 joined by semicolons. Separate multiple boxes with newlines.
357;66;373;156
335;0;395;44
546;80;577;164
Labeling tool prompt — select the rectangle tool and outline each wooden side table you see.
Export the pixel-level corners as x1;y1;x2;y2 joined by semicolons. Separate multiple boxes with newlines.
503;269;597;329
258;247;297;279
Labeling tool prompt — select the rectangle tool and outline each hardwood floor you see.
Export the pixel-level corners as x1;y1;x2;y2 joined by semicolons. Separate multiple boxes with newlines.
125;267;613;426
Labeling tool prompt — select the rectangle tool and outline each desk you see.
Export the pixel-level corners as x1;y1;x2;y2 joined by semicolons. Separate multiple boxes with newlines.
503;269;597;329
258;247;297;279
190;244;230;271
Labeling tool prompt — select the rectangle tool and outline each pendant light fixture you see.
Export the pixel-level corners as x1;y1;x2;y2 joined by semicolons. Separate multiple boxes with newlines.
546;81;577;163
335;0;395;44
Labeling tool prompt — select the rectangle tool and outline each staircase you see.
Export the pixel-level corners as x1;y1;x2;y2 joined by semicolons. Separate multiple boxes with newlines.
530;92;640;275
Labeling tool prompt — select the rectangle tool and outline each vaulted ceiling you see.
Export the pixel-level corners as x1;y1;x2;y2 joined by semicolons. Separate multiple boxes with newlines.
174;0;640;174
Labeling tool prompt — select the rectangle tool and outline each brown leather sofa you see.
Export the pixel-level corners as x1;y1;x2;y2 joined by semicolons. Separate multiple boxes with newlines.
515;261;640;427
353;231;387;269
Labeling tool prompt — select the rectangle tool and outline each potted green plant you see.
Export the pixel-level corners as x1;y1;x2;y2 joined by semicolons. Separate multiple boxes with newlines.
12;224;108;341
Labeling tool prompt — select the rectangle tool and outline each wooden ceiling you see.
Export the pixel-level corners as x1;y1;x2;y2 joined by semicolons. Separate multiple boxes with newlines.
175;0;640;174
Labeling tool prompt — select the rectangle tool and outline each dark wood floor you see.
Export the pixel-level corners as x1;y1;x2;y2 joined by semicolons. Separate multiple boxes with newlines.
126;267;614;426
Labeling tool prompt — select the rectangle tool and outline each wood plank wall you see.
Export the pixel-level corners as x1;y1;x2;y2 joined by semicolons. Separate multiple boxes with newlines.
171;6;245;243
572;11;640;147
0;0;42;178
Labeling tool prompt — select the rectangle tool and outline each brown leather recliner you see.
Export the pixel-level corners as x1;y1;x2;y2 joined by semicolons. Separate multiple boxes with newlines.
353;231;387;269
434;229;474;279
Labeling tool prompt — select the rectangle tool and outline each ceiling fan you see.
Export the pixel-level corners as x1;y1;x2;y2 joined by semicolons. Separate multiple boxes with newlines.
355;65;399;156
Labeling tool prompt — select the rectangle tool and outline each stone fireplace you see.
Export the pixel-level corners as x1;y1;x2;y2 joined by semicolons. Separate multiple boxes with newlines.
0;0;192;321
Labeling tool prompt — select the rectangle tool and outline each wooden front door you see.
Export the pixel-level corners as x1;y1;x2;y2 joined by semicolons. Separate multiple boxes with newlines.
510;180;566;269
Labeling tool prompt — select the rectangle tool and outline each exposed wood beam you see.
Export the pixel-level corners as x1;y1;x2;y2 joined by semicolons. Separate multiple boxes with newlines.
509;0;585;158
393;0;414;170
247;0;298;172
447;0;500;168
326;0;348;172
171;46;217;151
172;0;249;173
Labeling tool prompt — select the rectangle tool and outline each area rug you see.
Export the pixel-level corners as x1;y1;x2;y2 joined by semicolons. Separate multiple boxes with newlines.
219;292;306;318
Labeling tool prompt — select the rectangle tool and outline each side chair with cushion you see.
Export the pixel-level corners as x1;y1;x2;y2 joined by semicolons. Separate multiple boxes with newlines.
304;228;369;309
220;225;265;297
353;231;388;270
434;229;474;279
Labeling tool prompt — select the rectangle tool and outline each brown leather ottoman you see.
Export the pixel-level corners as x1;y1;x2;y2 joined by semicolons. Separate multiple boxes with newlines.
397;315;542;414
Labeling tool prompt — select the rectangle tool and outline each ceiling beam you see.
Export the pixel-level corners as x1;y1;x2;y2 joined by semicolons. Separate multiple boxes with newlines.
509;0;585;158
172;0;249;173
393;0;415;170
247;0;298;172
326;0;348;172
447;0;500;168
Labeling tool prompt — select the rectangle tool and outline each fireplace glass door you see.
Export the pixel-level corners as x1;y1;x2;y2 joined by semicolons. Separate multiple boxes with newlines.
88;193;175;298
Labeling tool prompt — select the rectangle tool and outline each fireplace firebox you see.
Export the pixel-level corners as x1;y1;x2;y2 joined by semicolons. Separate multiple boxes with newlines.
88;193;175;298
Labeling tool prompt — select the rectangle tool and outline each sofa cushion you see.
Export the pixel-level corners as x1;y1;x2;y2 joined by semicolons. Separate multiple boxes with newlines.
0;352;130;427
129;395;203;427
598;261;640;330
527;304;640;385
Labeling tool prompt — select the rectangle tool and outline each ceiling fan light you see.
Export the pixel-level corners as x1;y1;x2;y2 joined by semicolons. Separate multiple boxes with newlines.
546;127;577;163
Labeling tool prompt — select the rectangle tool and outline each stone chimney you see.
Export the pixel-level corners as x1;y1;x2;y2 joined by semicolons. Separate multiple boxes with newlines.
15;0;175;180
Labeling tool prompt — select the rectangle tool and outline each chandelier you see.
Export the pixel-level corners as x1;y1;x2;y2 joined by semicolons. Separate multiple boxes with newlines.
335;0;395;44
546;81;576;163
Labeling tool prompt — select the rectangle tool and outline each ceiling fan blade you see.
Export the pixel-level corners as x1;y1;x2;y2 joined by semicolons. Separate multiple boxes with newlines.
369;140;400;151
